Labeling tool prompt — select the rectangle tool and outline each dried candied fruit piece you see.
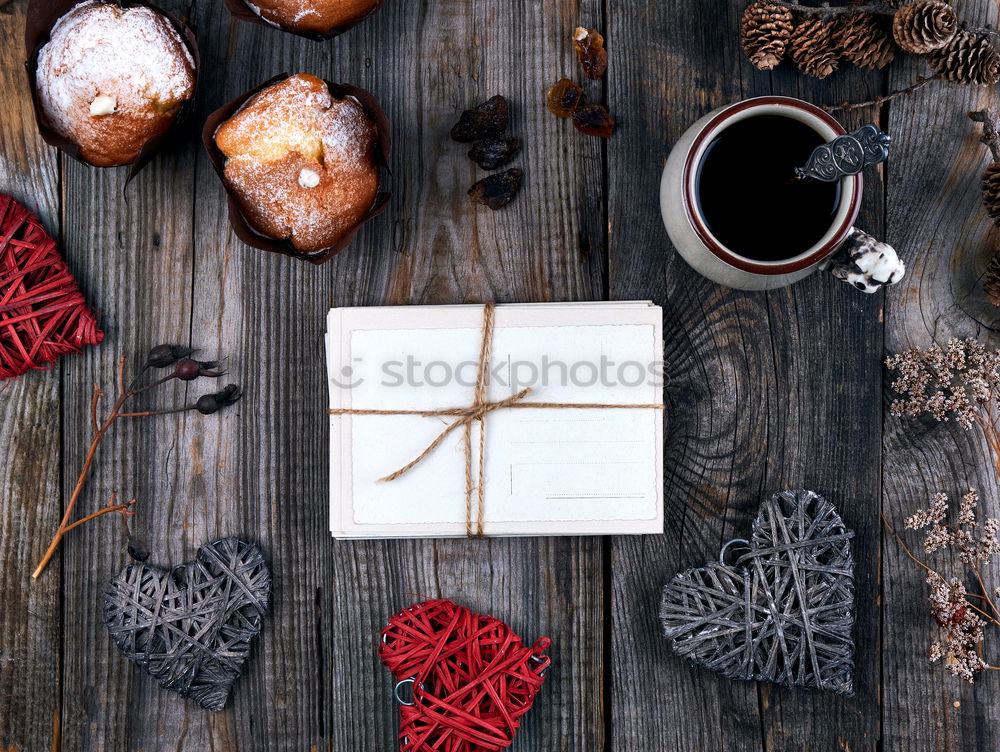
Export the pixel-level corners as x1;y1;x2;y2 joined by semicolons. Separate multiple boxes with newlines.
469;168;523;210
546;78;584;118
574;27;608;80
468;137;521;170
450;95;509;142
573;103;615;138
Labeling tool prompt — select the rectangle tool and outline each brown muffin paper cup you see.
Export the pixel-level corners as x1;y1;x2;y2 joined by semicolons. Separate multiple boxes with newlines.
202;74;392;265
25;0;201;186
223;0;384;42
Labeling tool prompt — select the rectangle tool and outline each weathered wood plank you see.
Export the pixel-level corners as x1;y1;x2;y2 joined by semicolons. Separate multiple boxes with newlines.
608;2;883;750
881;0;1000;746
755;48;886;752
0;2;63;750
55;0;201;746
185;0;607;749
607;3;765;749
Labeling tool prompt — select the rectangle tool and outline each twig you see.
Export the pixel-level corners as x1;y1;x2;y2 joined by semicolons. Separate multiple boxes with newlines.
968;24;1000;41
116;407;194;418
31;345;240;580
117;356;126;395
973;563;1000;621
61;493;137;534
32;381;139;579
883;515;1000;627
823;76;941;113
773;1;897;16
882;513;932;573
89;383;102;436
969;109;1000;162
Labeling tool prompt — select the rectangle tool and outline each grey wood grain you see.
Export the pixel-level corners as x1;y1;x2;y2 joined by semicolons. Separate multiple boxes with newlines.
881;0;1000;747
183;0;607;749
756;52;885;752
5;0;1000;749
0;2;62;750
54;0;201;745
607;2;883;751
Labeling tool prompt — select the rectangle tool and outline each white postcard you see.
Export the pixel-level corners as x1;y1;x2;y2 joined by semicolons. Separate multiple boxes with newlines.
326;302;664;538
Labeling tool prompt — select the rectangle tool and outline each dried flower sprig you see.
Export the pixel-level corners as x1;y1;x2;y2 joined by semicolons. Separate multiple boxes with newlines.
887;339;1000;682
888;490;1000;682
886;338;1000;438
31;345;243;580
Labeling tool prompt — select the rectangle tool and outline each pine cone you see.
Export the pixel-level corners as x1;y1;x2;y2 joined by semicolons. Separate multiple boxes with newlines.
927;31;1000;85
788;17;840;79
741;1;795;70
892;0;957;54
837;12;896;70
984;247;1000;307
982;162;1000;224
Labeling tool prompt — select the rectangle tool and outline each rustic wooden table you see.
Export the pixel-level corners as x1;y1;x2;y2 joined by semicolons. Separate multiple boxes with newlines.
2;0;999;749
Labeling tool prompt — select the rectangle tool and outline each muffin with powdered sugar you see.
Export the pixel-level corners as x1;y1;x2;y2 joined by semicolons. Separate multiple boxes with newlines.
213;74;383;255
235;0;380;37
34;1;196;167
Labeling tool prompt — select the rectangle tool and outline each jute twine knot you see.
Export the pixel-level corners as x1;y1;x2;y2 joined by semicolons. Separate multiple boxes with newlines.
330;302;663;537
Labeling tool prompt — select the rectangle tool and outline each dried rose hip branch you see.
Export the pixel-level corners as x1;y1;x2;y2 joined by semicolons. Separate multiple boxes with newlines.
31;345;242;580
61;491;137;535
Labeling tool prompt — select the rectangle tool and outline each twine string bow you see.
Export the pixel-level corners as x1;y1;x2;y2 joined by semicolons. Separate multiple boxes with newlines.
330;302;663;537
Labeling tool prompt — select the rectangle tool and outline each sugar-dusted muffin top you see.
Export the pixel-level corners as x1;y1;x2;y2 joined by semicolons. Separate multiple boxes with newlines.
215;74;380;254
245;0;378;34
35;1;196;167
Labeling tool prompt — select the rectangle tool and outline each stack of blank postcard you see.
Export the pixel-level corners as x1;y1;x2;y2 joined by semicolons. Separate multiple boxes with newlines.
326;301;664;538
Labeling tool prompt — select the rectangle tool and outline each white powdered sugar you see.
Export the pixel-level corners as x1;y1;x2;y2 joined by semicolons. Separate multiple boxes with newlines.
216;74;379;251
36;1;195;137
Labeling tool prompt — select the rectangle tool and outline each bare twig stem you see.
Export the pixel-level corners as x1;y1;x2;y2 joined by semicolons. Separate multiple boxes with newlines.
969;109;1000;162
823;76;940;113
116;407;193;418
973;564;1000;621
32;385;133;579
968;24;1000;41
61;494;137;534
882;513;933;573
89;383;102;436
31;357;176;580
773;1;897;16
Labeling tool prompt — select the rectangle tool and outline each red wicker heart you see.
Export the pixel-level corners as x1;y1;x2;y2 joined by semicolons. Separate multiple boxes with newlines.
0;194;102;379
379;599;551;752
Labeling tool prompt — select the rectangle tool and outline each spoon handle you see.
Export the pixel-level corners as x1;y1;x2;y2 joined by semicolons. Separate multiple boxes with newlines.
795;124;891;183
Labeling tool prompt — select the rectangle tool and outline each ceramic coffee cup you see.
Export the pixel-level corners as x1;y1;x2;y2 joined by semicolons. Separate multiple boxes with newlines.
660;96;904;293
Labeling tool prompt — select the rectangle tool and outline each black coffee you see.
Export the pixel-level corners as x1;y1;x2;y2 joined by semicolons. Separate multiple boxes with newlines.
695;114;841;262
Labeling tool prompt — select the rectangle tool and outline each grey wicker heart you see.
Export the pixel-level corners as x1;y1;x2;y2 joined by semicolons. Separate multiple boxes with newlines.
659;489;856;694
103;538;270;711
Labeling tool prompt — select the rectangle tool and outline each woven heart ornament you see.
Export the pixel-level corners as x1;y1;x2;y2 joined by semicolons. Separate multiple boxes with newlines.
0;194;102;379
379;599;551;752
103;538;271;710
659;489;856;694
